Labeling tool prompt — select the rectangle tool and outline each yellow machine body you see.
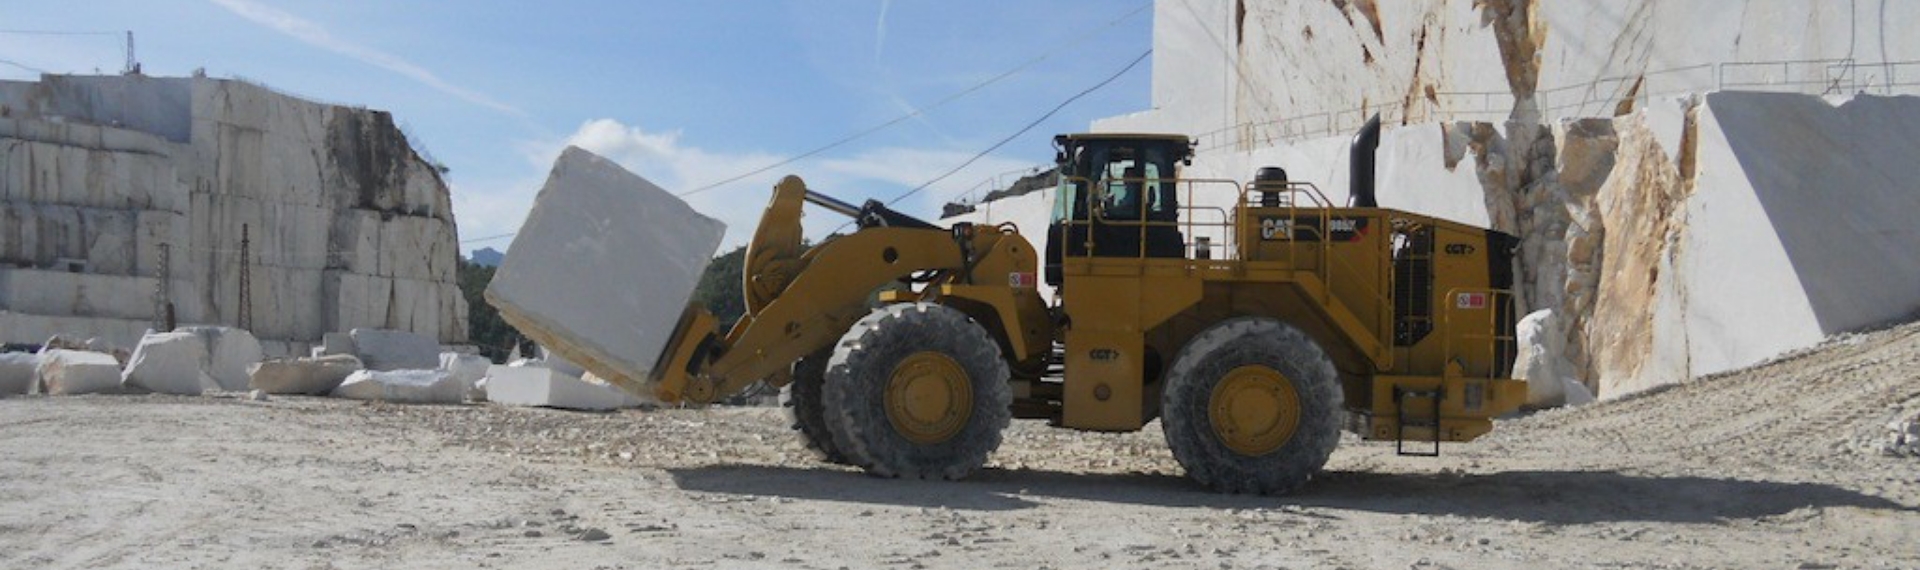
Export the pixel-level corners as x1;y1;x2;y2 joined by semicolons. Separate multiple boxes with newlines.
654;134;1526;451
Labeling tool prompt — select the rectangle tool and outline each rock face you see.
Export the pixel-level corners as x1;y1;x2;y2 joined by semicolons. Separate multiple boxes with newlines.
1098;0;1920;147
1037;0;1920;400
0;74;468;355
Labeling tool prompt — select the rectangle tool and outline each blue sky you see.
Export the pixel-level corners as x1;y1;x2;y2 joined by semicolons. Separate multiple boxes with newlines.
0;1;1155;251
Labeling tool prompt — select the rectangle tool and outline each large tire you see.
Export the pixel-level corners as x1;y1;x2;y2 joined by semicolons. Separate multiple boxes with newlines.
823;303;1012;480
1161;317;1343;494
784;349;852;465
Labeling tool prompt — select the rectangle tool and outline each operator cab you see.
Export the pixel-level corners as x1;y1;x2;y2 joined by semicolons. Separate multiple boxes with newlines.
1044;133;1194;287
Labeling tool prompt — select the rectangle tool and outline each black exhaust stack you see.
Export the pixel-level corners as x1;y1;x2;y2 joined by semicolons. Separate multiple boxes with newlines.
1349;113;1381;208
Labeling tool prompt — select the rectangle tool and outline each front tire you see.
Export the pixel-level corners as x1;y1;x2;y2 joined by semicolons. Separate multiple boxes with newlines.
824;303;1012;480
785;349;852;465
1161;317;1342;494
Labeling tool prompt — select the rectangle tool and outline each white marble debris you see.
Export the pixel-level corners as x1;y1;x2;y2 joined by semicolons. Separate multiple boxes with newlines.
538;346;587;378
0;352;41;395
482;364;641;411
119;331;220;395
248;354;364;395
440;352;491;400
348;328;441;371
177;326;264;392
486;147;725;390
320;332;356;357
33;349;123;395
1511;310;1575;408
331;369;465;404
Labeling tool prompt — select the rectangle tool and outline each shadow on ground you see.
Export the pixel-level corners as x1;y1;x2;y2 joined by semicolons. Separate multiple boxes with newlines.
668;463;1913;523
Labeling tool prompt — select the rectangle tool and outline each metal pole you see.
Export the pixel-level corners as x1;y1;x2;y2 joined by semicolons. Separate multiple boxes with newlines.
239;225;252;331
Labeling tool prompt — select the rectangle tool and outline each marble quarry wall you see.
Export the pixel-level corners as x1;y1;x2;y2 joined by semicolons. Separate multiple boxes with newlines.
954;0;1920;399
1097;0;1920;147
0;74;466;356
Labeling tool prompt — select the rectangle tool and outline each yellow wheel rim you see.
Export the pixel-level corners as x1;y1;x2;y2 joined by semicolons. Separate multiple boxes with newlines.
1208;365;1301;456
885;351;973;445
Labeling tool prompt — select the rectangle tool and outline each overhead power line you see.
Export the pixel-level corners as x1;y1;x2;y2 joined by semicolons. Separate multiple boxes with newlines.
675;1;1152;198
0;29;122;36
888;48;1152;207
461;231;518;244
826;46;1153;236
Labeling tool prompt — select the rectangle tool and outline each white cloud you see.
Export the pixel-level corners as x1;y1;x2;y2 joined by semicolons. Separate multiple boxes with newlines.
208;0;523;117
462;118;1045;253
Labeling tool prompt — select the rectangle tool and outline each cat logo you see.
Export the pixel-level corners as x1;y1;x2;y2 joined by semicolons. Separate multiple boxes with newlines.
1259;218;1292;240
1445;243;1477;255
1089;348;1121;362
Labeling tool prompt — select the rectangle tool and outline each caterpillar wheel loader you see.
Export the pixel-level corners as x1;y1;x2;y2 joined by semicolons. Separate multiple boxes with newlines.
645;117;1527;494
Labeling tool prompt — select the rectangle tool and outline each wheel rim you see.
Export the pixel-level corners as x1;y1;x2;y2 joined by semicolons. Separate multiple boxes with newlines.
884;351;973;445
1208;365;1302;456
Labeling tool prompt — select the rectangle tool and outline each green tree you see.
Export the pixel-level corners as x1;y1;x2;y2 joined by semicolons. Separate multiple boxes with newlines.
456;259;530;363
459;248;750;363
692;246;747;330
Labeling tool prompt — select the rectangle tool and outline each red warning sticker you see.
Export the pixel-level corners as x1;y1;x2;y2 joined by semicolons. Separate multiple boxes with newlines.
1456;292;1488;310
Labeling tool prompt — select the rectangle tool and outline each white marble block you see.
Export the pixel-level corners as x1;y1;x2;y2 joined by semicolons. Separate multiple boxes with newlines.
33;349;122;395
482;364;641;411
0;352;41;395
485;147;724;391
349;328;441;371
177;326;264;392
120;331;220;395
249;354;363;395
331;369;465;404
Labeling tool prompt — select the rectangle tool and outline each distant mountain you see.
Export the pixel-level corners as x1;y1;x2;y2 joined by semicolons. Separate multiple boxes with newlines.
469;247;504;267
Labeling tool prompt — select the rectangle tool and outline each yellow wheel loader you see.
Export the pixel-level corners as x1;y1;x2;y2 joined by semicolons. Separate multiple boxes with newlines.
564;118;1526;494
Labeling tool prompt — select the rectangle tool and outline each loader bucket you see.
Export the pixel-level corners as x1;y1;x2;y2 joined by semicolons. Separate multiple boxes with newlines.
484;146;725;396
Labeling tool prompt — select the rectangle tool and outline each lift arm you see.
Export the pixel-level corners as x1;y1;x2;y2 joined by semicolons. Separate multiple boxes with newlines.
651;176;1035;404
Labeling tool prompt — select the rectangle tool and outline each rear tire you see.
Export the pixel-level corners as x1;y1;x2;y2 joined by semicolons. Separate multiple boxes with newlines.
1161;317;1342;494
784;349;851;465
824;303;1011;480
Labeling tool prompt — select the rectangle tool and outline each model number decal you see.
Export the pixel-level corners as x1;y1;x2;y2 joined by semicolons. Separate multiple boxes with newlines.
1258;216;1369;242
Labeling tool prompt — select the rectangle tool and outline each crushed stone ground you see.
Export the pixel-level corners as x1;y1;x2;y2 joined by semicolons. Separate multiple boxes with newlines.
3;322;1917;569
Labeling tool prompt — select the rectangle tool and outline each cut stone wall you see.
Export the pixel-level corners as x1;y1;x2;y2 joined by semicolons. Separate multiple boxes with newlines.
0;74;466;353
1062;0;1920;398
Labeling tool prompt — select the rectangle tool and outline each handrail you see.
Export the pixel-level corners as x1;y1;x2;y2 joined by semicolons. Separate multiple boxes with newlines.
1439;287;1518;380
1191;58;1920;152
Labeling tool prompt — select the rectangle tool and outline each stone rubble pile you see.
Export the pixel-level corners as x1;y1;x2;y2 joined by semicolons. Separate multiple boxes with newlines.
2;323;649;411
248;354;362;395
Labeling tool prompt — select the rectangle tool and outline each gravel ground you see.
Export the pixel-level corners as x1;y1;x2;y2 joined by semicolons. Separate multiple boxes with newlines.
3;321;1917;569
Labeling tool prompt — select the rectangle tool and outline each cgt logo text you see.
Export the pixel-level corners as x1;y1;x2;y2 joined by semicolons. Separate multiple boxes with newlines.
1259;218;1292;240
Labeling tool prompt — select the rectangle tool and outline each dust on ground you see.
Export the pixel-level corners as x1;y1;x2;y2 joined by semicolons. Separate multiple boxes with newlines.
4;321;1918;569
